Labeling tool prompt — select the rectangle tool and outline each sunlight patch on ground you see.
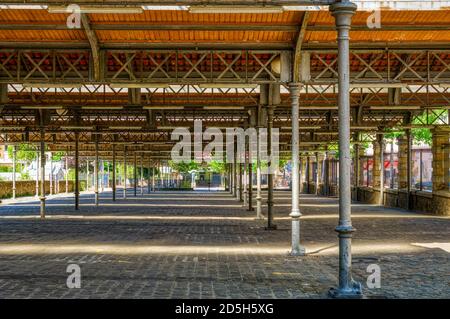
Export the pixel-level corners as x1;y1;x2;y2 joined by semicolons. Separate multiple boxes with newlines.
1;214;447;221
0;242;425;256
411;242;450;253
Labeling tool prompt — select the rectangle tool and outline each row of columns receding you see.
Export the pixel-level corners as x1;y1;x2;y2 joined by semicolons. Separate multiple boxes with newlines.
10;2;362;298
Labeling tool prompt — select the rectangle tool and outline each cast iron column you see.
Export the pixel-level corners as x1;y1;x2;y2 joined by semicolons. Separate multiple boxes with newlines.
234;145;238;199
134;152;137;196
12;145;16;199
35;149;39;198
406;129;412;210
39;126;46;218
94;135;99;206
256;126;263;219
379;134;385;206
49;153;53;195
329;0;362;298
152;166;155;192
112;144;116;201
243;136;248;206
147;164;151;193
315;152;320;196
306;155;310;193
354;134;360;189
247;135;254;212
74;132;79;211
289;83;304;255
140;156;144;195
86;158;89;191
123;147;127;199
101;160;104;193
266;105;276;230
65;152;69;193
238;163;243;202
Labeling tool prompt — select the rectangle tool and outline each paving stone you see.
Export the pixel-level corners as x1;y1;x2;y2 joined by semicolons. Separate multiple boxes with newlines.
0;190;449;298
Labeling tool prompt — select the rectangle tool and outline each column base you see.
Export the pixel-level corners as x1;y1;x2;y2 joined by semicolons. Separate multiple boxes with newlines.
247;208;255;212
328;281;363;299
288;246;306;257
264;225;277;230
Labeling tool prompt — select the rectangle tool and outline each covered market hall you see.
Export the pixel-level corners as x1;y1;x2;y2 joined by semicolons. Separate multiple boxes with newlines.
0;0;449;299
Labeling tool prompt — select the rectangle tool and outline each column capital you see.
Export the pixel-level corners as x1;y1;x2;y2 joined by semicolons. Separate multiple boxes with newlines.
288;82;302;95
329;1;357;21
266;105;275;116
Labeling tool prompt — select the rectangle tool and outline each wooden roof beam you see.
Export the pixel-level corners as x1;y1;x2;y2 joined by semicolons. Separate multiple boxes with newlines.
293;12;309;83
80;13;101;82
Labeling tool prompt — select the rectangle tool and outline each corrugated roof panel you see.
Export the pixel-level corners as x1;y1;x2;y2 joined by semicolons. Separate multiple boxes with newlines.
0;30;86;41
308;10;450;25
0;9;67;22
88;11;302;24
96;30;296;43
305;30;450;43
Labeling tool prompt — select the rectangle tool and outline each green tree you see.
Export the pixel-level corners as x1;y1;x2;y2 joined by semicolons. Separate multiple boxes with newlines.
169;160;199;173
7;144;37;163
411;109;448;146
51;151;66;161
207;160;226;173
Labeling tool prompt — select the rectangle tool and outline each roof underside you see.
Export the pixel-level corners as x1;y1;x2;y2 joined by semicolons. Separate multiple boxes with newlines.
0;5;449;159
0;9;449;46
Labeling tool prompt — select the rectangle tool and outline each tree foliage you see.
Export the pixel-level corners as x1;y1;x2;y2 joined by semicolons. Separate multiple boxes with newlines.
7;144;36;163
169;160;200;174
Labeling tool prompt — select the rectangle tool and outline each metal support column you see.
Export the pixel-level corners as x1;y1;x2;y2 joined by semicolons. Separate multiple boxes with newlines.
315;152;320;196
243;138;248;206
134;152;137;197
389;140;394;189
112;144;116;201
86;158;89;191
152;166;155;192
147;164;151;193
289;83;304;254
265;105;276;230
234;147;238;199
101;160;104;193
238;163;243;202
406;129;412;210
49;153;53;195
379;135;385;206
65;152;69;193
140;156;144;196
35;149;39;198
94;135;99;206
40;127;46;218
12;146;17;200
123;147;127;199
306;156;310;193
354;134;360;190
74;132;79;211
256;127;263;219
329;0;362;298
248;137;254;212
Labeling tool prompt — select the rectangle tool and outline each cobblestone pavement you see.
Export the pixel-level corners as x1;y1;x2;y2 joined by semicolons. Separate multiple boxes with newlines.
0;189;448;299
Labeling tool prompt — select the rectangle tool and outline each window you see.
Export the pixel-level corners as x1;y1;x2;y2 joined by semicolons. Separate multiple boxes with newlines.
411;148;433;192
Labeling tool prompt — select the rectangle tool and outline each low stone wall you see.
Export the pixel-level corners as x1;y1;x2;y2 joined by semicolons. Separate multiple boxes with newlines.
351;186;449;216
430;191;450;216
301;185;449;215
303;182;339;197
0;181;75;199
